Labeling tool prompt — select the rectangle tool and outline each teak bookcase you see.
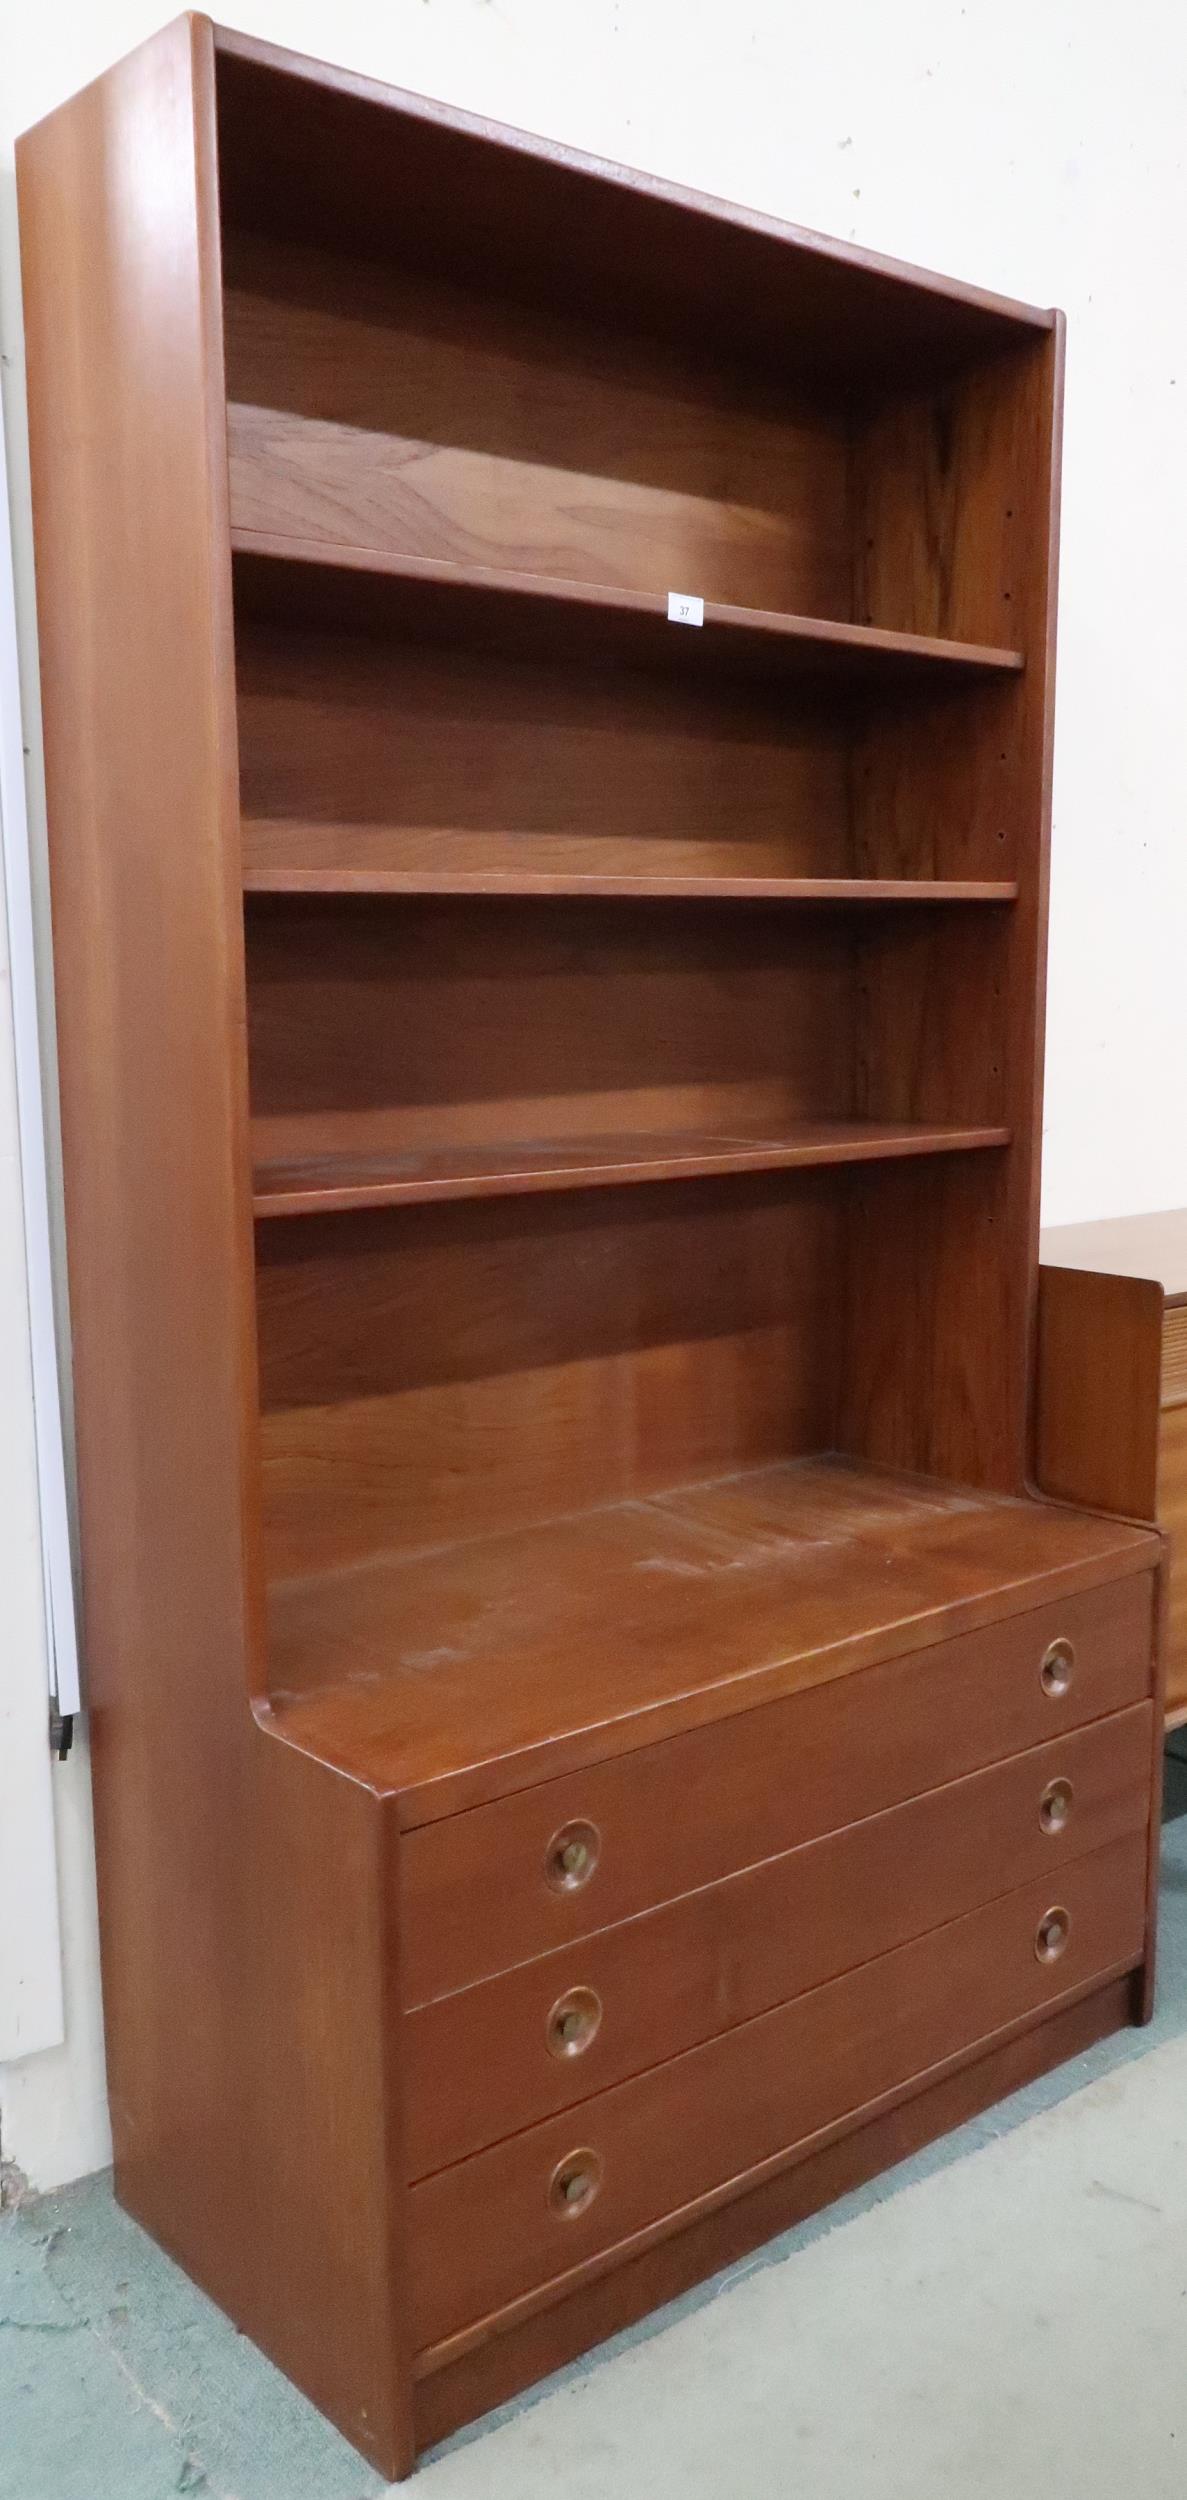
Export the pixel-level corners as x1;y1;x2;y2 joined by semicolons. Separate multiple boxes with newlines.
18;17;1165;2476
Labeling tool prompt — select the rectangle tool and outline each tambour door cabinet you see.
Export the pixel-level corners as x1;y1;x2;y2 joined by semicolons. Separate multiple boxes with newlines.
1040;1210;1187;1724
18;18;1164;2476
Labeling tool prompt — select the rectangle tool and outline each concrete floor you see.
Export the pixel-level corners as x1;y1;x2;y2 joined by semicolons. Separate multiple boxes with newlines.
5;1771;1187;2500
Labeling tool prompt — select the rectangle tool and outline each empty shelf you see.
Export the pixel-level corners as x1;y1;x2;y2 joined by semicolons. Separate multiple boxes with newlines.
231;530;1025;687
243;860;1021;905
252;1119;1012;1217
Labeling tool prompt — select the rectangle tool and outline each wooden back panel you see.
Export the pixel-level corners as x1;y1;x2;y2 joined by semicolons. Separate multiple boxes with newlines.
224;231;853;615
256;1176;843;1576
235;615;1035;894
245;893;1007;1140
245;897;856;1164
237;620;854;885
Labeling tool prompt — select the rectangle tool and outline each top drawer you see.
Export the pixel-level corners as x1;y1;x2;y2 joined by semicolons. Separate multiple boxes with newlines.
400;1570;1154;2004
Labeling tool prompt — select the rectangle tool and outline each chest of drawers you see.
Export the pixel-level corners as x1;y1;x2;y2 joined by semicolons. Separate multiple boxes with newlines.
389;1557;1157;2434
405;1707;1151;2181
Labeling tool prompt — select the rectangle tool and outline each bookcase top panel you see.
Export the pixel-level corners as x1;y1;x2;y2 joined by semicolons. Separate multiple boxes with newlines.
212;20;1054;393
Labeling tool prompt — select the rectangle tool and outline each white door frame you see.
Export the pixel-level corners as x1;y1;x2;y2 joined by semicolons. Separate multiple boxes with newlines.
0;369;75;2064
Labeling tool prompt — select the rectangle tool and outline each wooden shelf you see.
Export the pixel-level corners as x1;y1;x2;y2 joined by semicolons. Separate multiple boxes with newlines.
265;1456;1156;1820
231;529;1025;688
243;862;1021;905
252;1119;1011;1217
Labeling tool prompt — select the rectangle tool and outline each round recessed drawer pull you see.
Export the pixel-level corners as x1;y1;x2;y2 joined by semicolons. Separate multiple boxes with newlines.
1039;1777;1074;1835
547;1986;603;2060
545;1819;600;1893
1039;1637;1075;1698
549;2148;603;2217
1035;1905;1071;1964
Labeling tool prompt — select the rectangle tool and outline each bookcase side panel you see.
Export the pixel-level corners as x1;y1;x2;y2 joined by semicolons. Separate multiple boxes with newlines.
19;27;413;2468
843;331;1064;1488
18;9;260;2218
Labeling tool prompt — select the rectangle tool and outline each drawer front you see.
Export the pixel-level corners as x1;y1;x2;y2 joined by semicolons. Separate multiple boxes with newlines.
406;1704;1152;2177
401;1572;1154;2004
411;1830;1147;2348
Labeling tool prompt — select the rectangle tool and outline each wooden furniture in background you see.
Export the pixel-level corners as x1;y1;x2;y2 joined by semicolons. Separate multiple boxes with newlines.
18;19;1163;2476
1041;1210;1187;1723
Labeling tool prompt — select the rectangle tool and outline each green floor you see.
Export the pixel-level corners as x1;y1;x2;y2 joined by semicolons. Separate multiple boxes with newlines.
5;1758;1187;2500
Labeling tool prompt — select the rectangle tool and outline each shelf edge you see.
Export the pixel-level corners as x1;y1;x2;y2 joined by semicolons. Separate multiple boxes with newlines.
252;1124;1014;1220
230;526;1026;676
242;866;1022;904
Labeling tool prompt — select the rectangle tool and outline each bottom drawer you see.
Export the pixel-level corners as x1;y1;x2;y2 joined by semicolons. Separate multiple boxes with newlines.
411;1830;1147;2349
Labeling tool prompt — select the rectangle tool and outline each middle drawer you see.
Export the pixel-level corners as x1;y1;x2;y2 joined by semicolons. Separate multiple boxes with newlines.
405;1702;1151;2178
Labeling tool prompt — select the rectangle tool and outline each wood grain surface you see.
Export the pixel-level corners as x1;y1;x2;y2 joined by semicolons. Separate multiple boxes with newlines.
405;1707;1152;2173
1037;1265;1165;1520
265;1462;1156;1822
18;21;415;2475
414;1974;1132;2447
410;1836;1147;2348
394;1564;1154;1992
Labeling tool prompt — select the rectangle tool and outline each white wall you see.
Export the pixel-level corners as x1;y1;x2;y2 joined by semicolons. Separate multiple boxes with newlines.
1;0;1185;2188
